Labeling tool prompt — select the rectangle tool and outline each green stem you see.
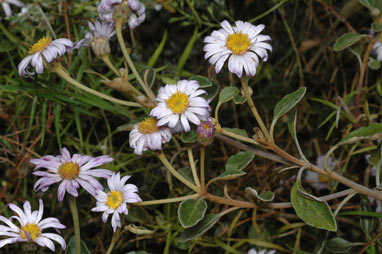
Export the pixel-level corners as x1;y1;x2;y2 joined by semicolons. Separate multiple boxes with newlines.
101;54;121;76
105;228;120;254
187;148;201;189
52;63;142;108
134;193;200;206
219;127;260;146
68;196;81;254
115;21;156;101
200;146;206;192
157;151;199;193
240;76;271;141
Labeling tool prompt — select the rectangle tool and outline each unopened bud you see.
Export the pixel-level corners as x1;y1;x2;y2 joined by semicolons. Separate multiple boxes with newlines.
197;119;215;146
113;1;132;24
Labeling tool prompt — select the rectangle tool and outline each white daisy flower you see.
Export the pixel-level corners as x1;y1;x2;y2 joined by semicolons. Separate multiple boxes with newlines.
91;172;142;232
73;20;115;57
248;248;276;254
18;37;73;77
203;20;272;77
0;199;66;251
305;155;337;190
129;117;172;155
150;80;210;133
30;147;113;202
98;0;145;28
1;0;24;18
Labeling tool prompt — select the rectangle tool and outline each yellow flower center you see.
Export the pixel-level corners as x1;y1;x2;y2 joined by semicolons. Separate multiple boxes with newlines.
165;91;189;114
28;37;52;55
106;190;123;209
226;33;251;55
19;224;41;241
138;117;159;134
58;162;80;180
318;174;330;183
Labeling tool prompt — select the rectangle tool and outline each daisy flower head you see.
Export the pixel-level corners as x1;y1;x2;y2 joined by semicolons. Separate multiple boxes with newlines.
0;199;66;251
18;37;73;77
91;172;142;232
305;155;337;190
248;248;276;254
98;0;145;28
150;80;210;133
73;20;115;57
30;147;113;202
129;117;172;155
203;20;272;78
197;118;215;146
1;0;24;18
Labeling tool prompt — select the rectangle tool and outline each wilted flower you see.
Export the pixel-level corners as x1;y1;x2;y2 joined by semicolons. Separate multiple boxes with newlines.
248;248;276;254
30;147;113;202
1;0;24;18
129;117;172;155
91;172;142;232
73;20;115;57
98;0;145;28
197;118;215;146
203;20;272;77
0;199;66;251
150;80;210;133
371;31;382;61
18;37;73;77
305;155;337;190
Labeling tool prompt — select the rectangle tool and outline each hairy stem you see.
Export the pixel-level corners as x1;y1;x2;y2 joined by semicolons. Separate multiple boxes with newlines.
105;228;121;254
200;146;206;192
52;63;141;107
68;196;81;254
188;148;201;189
101;54;121;77
204;193;257;208
157;151;199;193
134;193;200;206
115;21;156;101
240;76;271;141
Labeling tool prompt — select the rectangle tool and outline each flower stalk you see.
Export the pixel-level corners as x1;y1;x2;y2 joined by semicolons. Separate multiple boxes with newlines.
115;20;156;101
68;196;81;254
51;63;142;107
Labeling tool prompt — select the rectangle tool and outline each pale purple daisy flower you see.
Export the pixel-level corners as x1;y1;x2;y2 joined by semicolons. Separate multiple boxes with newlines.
98;0;145;28
129;117;172;155
18;37;73;77
73;20;115;57
150;80;210;133
1;0;24;18
203;20;272;77
248;248;276;254
305;155;337;190
91;172;142;232
0;199;66;251
30;147;113;202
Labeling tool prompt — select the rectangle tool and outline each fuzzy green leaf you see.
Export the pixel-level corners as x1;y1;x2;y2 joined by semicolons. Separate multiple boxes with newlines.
188;75;213;88
181;130;197;143
179;214;221;242
272;87;306;126
222;128;248;138
218;87;240;105
333;32;367;51
225;151;255;171
325;237;353;253
340;123;382;144
178;199;207;228
213;169;246;181
291;182;337;231
368;57;381;70
245;187;275;202
66;236;90;254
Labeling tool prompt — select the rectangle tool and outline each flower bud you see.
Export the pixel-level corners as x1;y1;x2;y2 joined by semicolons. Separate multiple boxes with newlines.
91;37;111;58
197;119;215;146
